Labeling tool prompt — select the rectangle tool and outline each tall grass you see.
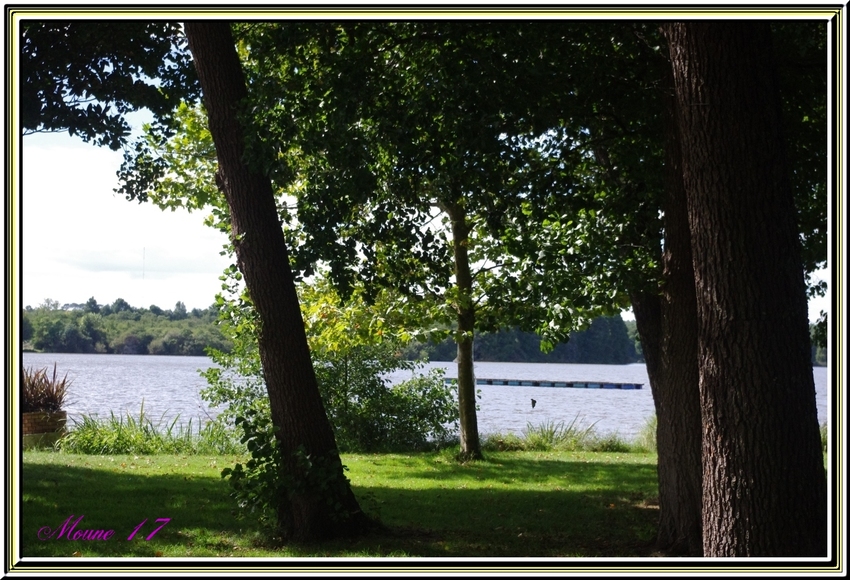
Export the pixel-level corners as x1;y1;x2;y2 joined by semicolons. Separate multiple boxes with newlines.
631;414;657;453
482;416;634;453
57;402;243;455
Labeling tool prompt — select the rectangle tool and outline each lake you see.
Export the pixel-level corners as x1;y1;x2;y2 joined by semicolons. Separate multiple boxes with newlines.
22;353;830;441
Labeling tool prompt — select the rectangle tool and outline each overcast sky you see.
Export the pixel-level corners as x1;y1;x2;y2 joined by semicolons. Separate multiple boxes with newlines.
20;128;829;321
22;130;232;311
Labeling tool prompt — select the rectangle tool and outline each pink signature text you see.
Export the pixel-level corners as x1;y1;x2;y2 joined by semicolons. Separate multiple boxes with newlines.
38;515;171;541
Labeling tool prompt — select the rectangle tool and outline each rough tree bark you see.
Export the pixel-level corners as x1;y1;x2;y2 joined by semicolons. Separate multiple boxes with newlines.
613;58;703;554
638;63;704;556
183;22;368;542
664;21;827;557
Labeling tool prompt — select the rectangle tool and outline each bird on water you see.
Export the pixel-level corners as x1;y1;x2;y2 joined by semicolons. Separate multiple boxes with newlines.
531;399;537;409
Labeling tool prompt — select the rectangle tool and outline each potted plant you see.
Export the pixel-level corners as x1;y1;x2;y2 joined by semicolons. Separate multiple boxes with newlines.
22;363;71;449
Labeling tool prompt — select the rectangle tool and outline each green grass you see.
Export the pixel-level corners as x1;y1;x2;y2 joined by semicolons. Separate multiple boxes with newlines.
21;449;660;558
57;404;243;456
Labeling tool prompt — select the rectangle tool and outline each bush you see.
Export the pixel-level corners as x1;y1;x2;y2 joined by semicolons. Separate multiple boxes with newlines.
22;363;70;413
314;343;458;452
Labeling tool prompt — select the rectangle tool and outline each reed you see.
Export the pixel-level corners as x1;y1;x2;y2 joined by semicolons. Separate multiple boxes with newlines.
483;415;633;453
58;401;243;455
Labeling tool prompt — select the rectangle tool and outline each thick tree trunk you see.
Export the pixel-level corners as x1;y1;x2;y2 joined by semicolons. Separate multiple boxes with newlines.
664;21;826;556
443;199;483;461
184;22;367;542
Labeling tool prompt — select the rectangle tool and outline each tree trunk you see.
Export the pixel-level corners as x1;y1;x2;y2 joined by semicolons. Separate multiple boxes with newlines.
651;70;703;555
443;199;483;461
184;22;368;542
664;21;826;556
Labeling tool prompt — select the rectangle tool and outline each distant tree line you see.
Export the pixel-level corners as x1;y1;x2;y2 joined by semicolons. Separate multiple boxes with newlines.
405;314;826;366
404;314;642;365
21;297;232;356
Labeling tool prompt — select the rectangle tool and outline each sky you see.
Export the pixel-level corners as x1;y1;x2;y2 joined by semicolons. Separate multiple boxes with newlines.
21;130;233;311
20;127;830;321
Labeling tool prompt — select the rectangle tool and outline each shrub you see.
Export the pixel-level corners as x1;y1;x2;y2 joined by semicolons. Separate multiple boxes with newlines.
22;363;70;413
314;343;458;452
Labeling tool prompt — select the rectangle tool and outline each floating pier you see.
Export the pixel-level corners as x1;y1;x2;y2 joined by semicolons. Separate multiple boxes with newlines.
443;378;643;390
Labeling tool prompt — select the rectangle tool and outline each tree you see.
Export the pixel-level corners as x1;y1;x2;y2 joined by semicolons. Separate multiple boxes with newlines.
83;297;100;314
21;310;34;342
110;297;132;313
20;21;198;149
663;21;826;557
170;301;188;321
182;22;369;541
512;21;827;555
238;22;620;460
22;18;367;541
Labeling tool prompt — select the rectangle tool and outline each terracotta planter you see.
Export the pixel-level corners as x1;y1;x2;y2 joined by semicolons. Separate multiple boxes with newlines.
23;411;67;449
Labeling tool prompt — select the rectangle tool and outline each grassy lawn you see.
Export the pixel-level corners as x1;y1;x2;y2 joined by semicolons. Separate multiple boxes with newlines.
20;449;660;558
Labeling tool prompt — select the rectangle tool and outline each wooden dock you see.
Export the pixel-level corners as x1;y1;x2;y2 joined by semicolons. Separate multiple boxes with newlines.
443;378;643;390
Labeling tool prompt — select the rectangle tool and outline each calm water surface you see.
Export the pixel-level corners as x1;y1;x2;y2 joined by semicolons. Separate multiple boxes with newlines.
22;353;829;441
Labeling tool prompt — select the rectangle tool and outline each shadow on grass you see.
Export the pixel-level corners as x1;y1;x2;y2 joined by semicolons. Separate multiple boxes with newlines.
21;460;264;558
345;459;658;557
21;455;659;558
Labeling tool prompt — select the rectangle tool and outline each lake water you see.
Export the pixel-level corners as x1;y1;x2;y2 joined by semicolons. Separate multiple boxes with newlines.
22;353;830;441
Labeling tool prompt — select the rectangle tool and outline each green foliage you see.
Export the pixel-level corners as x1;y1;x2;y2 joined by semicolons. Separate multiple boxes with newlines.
314;342;458;452
408;315;640;364
203;274;460;454
23;299;230;355
220;407;364;533
201;271;460;528
522;418;599;451
21;310;34;342
58;403;242;455
220;406;283;528
21;21;199;150
482;417;633;453
22;363;70;413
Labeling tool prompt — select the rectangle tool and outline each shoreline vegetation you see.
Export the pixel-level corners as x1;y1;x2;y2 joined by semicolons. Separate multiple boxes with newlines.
21;297;827;366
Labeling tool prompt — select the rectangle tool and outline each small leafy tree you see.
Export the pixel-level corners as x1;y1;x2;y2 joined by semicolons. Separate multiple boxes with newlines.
201;272;458;525
203;275;458;453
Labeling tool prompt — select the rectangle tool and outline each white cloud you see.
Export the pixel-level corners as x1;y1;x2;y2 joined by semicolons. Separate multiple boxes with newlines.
22;132;232;310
